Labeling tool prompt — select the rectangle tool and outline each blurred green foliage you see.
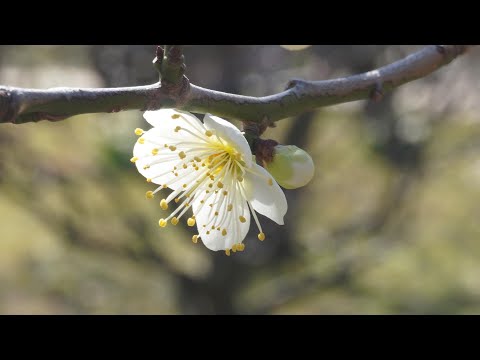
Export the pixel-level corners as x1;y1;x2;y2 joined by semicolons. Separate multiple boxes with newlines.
1;45;480;314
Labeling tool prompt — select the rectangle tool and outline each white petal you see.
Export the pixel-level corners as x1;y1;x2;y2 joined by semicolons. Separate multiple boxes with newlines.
203;114;252;167
144;109;206;143
244;163;288;225
192;191;251;251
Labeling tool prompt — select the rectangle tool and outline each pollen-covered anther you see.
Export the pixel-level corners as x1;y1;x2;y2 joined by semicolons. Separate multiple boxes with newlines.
237;176;243;182
145;191;154;199
182;164;188;169
171;217;179;225
239;216;246;223
169;145;177;151
205;130;213;137
160;199;168;210
268;178;273;186
237;243;245;251
130;157;138;163
217;182;224;189
227;204;233;211
151;148;159;155
159;219;167;227
192;235;198;243
146;178;152;183
175;198;180;203
258;232;266;241
222;229;227;236
214;211;219;216
187;218;196;227
171;114;180;119
225;249;231;256
179;151;186;159
182;184;187;188
134;128;144;136
138;137;145;144
174;126;181;132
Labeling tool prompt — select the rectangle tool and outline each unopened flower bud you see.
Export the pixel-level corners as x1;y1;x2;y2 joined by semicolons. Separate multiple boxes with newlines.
265;145;314;189
280;45;312;51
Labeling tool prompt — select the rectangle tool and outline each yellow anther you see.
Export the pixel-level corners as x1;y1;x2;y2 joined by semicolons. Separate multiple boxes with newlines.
209;176;215;181
183;184;187;188
169;145;177;151
160;199;168;210
268;178;273;186
145;191;154;199
212;225;216;230
143;165;150;170
171;114;180;119
237;243;245;251
164;144;169;148
227;204;233;212
205;130;213;137
151;148;159;155
200;200;205;204
162;184;167;189
239;216;246;223
258;232;266;241
192;235;198;243
237;175;244;182
146;178;152;183
225;249;231;256
174;172;179;177
134;128;144;136
175;198;180;203
222;229;227;236
201;163;206;167
187;218;196;227
183;164;188;169
206;231;211;235
208;184;213;188
214;211;219;216
179;151;186;159
174;126;181;132
130;156;138;163
171;217;179;226
206;190;210;194
138;137;145;144
223;191;228;196
158;219;167;227
217;182;224;189
194;156;201;162
232;245;237;253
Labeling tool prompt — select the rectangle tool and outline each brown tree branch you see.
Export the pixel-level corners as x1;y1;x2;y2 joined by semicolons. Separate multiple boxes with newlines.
0;45;472;125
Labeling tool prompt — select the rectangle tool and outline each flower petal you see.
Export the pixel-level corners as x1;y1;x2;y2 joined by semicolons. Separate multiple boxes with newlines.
203;114;252;167
192;190;251;251
144;109;203;130
244;163;288;225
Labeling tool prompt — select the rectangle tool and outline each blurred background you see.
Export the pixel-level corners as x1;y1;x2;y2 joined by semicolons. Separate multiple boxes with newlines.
1;45;480;314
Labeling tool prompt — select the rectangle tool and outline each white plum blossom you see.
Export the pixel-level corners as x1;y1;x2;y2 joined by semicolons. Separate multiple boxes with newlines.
131;109;287;255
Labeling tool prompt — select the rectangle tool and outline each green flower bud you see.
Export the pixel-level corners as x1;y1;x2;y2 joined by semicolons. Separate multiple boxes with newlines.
265;145;314;189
